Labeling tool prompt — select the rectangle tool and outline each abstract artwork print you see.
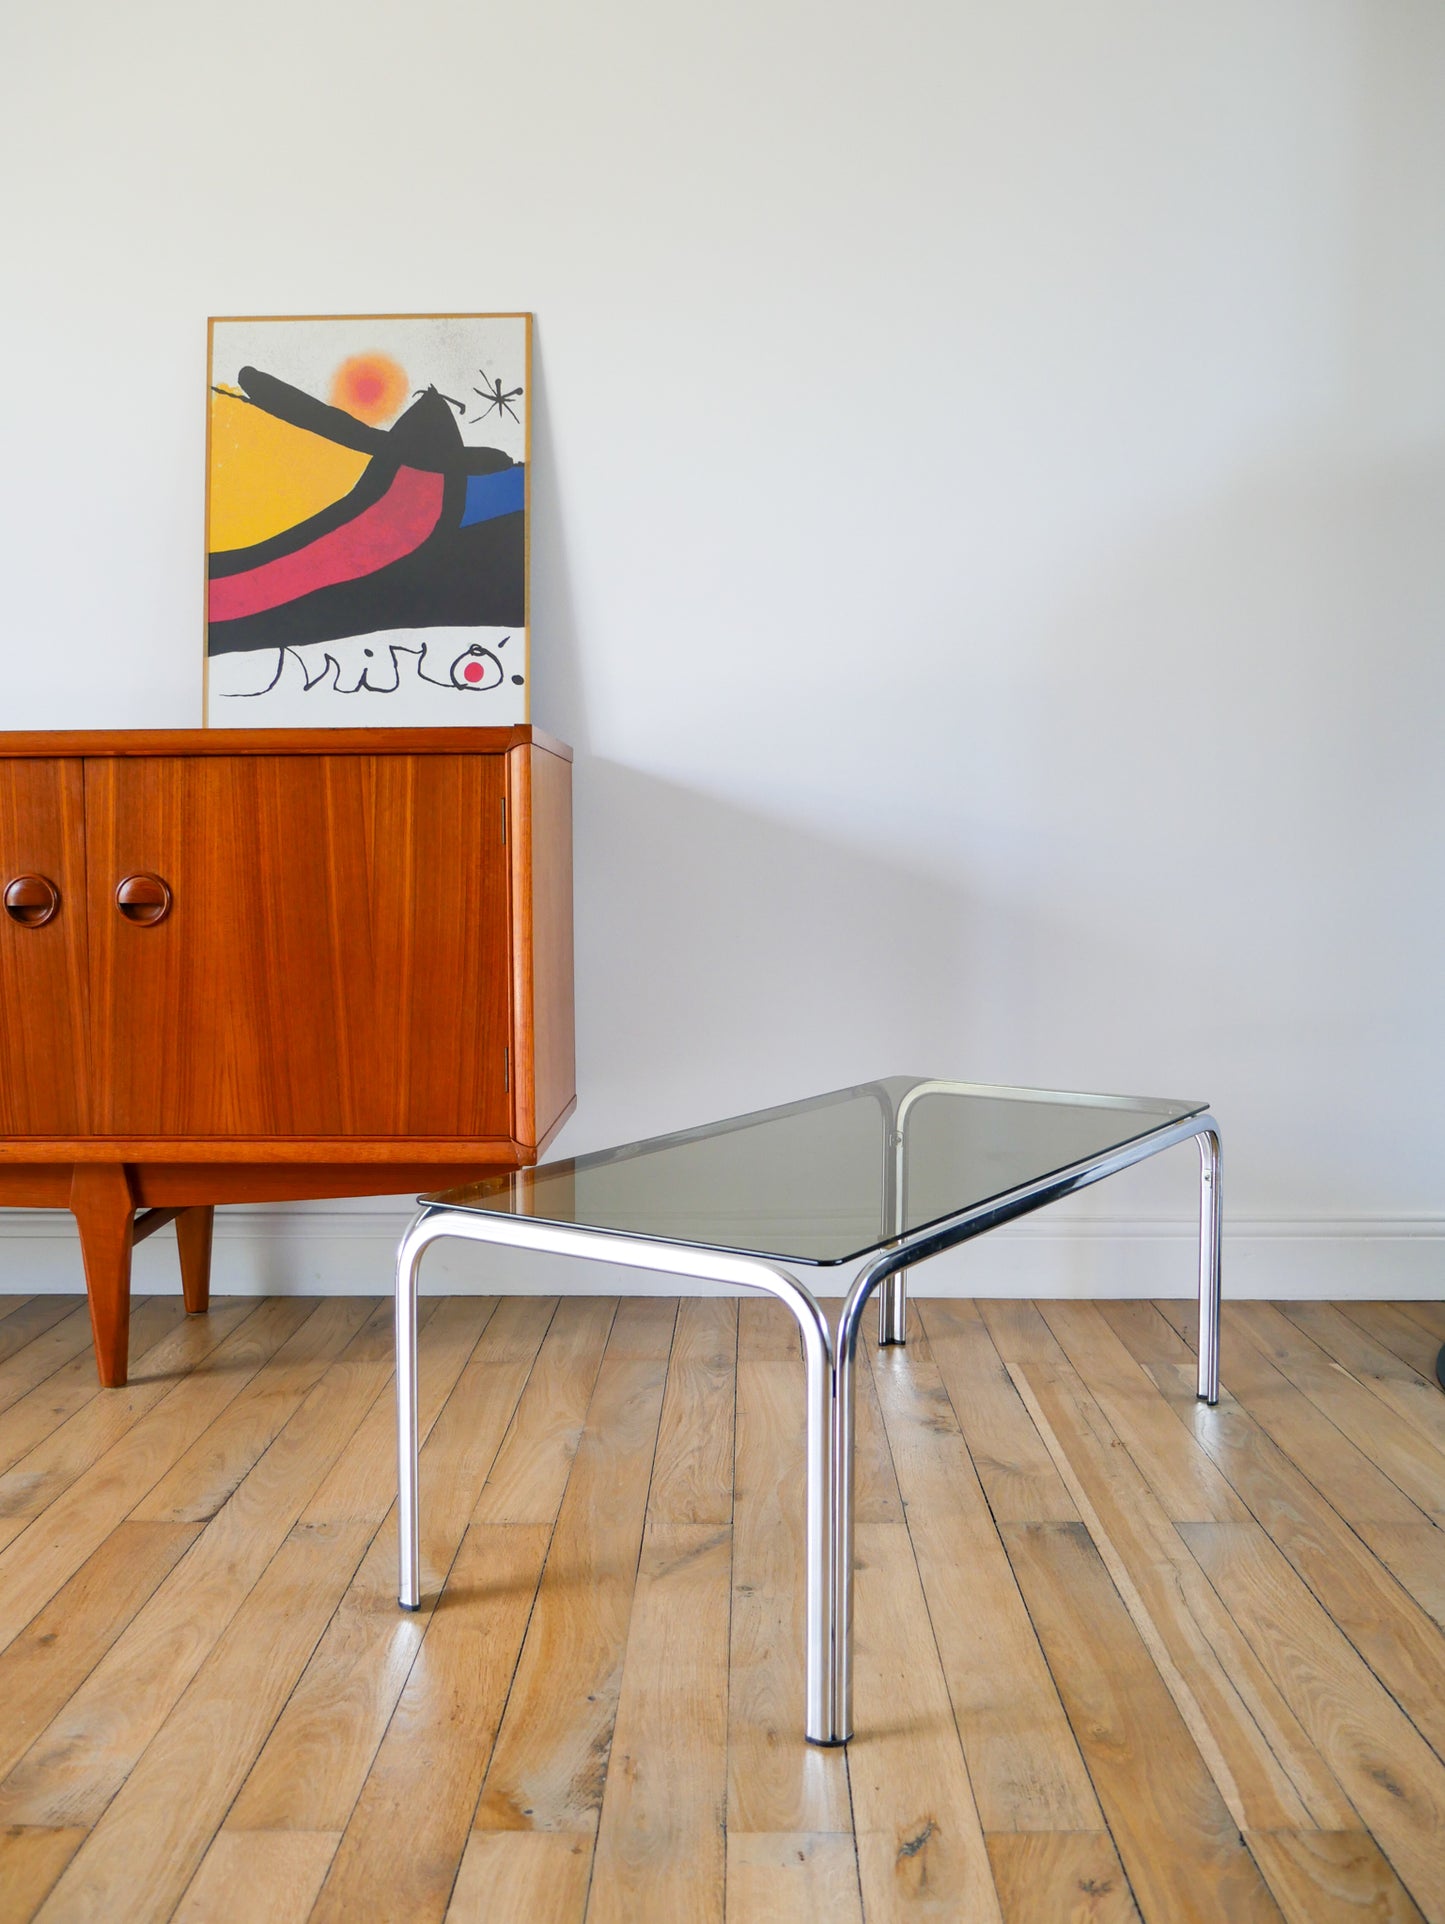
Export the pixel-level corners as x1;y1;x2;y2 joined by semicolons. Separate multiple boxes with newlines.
205;313;529;726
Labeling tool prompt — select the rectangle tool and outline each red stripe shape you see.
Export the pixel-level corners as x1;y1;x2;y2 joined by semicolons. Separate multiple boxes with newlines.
208;466;446;624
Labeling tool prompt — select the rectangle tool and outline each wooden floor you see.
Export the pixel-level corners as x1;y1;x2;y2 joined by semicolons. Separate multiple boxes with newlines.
0;1292;1442;1923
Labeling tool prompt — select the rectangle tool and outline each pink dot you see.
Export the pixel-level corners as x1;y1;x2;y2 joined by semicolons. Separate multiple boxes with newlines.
463;661;485;683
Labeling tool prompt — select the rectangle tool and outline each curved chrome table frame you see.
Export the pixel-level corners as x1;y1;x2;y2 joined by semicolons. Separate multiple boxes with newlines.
395;1106;1221;1746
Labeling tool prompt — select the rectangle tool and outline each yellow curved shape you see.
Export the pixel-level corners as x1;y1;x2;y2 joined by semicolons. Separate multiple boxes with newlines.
208;390;370;552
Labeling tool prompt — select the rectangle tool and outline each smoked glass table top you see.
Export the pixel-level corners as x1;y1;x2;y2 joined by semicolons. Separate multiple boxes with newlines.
424;1078;1207;1267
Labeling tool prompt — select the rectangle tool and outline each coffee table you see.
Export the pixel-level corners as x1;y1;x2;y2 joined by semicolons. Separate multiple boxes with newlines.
394;1078;1221;1745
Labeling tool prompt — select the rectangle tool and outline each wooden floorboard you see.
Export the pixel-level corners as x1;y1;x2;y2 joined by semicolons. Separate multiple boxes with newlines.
0;1292;1440;1921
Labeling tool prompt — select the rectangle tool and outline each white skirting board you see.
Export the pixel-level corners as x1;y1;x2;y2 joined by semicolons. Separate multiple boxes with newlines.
0;1208;1441;1301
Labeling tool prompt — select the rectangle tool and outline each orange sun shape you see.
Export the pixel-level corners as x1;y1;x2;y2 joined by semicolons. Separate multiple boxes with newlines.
329;352;409;426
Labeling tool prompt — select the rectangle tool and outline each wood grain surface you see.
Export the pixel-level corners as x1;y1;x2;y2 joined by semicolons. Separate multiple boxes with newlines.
0;758;89;1136
506;739;576;1152
0;1292;1439;1922
85;753;511;1140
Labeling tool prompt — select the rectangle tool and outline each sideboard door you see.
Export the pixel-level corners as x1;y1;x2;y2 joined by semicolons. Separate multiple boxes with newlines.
0;759;90;1134
86;754;512;1139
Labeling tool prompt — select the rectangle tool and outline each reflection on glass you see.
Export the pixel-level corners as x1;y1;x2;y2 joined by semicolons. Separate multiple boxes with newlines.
426;1078;1205;1266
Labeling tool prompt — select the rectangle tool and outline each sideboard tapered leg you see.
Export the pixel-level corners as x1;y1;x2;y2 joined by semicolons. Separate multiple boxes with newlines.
70;1163;137;1388
176;1206;215;1314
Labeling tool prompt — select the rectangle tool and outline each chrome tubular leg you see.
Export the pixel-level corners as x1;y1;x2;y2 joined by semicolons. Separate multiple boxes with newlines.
390;1205;837;1739
879;1117;908;1346
830;1250;899;1744
1196;1127;1222;1404
878;1271;907;1346
829;1331;857;1743
800;1322;839;1745
751;1265;838;1744
395;1209;439;1610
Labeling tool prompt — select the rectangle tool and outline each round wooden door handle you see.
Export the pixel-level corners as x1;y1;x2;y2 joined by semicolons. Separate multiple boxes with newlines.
115;873;172;925
3;874;61;927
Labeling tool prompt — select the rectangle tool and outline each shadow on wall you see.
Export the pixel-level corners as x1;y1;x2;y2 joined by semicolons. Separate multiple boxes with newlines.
525;336;1223;1214
529;323;988;1147
557;762;1221;1287
526;323;1445;1226
566;759;975;1151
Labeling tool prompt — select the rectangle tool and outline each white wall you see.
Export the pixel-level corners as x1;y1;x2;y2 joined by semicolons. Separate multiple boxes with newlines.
3;0;1442;1298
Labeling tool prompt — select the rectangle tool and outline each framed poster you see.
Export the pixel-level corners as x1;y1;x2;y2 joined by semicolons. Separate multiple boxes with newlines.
204;313;530;726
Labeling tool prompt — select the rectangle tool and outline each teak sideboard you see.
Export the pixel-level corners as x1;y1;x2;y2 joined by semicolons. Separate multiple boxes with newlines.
0;727;574;1386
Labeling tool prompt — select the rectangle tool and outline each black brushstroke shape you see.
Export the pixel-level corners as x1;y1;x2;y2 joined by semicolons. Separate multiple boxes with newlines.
228;373;514;476
231;367;391;454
